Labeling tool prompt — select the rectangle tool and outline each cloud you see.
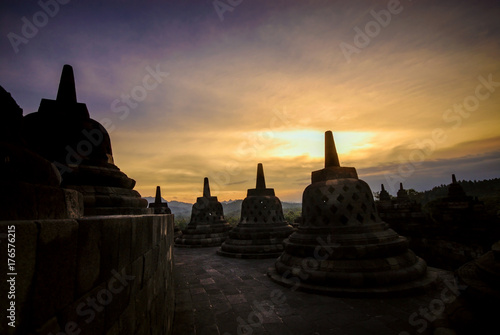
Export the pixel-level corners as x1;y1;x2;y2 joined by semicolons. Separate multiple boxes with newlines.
0;0;499;203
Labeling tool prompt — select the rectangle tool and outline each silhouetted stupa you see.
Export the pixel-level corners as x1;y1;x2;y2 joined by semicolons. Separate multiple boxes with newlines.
0;85;83;220
149;186;171;214
396;182;410;202
175;177;231;247
268;131;436;296
379;184;391;202
217;163;294;258
22;65;149;216
447;174;467;200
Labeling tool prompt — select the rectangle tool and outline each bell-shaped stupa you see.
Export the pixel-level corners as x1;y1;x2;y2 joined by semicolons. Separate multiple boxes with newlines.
175;177;231;247
217;163;294;258
22;65;149;215
268;131;436;296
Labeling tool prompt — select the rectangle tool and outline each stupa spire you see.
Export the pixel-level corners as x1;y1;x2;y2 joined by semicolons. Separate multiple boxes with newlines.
381;184;385;191
56;64;77;103
325;130;340;168
452;174;457;183
203;177;211;197
311;130;357;183
256;163;266;189
400;183;404;190
155;186;162;204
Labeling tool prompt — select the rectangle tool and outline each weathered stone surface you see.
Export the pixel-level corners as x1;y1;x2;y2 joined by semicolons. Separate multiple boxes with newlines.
175;178;231;247
268;131;436;296
33;219;79;327
218;163;294;258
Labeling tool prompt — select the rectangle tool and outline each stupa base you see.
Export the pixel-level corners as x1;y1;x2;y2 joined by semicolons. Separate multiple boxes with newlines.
267;268;437;298
217;249;282;259
174;234;228;248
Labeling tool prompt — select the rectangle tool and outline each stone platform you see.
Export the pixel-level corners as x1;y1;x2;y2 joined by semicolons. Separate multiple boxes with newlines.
173;247;467;335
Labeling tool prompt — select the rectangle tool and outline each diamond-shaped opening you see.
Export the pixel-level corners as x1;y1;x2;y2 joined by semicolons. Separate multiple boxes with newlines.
329;204;338;214
361;203;367;212
337;194;345;202
346;203;354;213
340;215;349;225
356;213;364;223
352;193;359;201
320;195;329;203
342;185;349;192
327;186;335;194
355;184;362;190
370;214;376;221
314;205;323;215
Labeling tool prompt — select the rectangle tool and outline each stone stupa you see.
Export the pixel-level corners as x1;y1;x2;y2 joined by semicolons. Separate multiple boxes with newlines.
175;177;231;247
217;163;294;258
149;186;171;214
268;131;436;296
22;65;149;216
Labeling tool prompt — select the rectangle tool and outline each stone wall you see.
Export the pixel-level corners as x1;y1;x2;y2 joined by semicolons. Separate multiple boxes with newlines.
0;214;175;335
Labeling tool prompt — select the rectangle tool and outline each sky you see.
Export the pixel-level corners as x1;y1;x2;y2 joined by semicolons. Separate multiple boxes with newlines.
1;0;499;203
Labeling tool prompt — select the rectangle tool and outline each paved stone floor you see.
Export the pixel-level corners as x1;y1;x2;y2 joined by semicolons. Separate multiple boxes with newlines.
173;247;456;335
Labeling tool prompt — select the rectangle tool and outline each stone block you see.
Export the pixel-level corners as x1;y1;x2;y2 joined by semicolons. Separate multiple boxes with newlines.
118;219;132;269
0;221;38;335
63;188;84;218
99;217;121;283
58;283;106;335
75;217;102;296
130;257;144;295
119;301;136;335
104;267;132;332
34;316;60;335
32;219;78;328
143;249;153;285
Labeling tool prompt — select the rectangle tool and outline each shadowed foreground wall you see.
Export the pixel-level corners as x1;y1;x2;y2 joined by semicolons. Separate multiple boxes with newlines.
0;214;175;335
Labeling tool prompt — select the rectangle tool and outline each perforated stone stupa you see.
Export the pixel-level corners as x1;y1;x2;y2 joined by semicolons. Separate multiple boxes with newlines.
217;163;294;258
268;131;436;296
22;65;149;216
175;177;231;247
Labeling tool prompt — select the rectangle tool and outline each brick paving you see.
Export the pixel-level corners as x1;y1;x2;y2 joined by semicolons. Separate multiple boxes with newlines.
173;246;454;335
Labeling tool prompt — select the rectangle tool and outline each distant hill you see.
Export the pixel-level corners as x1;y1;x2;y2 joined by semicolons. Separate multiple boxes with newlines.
143;197;301;219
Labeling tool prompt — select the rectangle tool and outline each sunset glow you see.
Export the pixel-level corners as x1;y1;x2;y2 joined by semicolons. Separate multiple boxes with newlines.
1;0;499;202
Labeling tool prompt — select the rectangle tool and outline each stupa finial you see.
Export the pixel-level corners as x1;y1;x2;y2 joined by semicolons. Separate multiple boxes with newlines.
256;163;266;189
400;183;404;190
381;184;385;191
56;64;77;103
325;130;340;168
452;174;457;184
203;177;211;197
155;186;162;204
